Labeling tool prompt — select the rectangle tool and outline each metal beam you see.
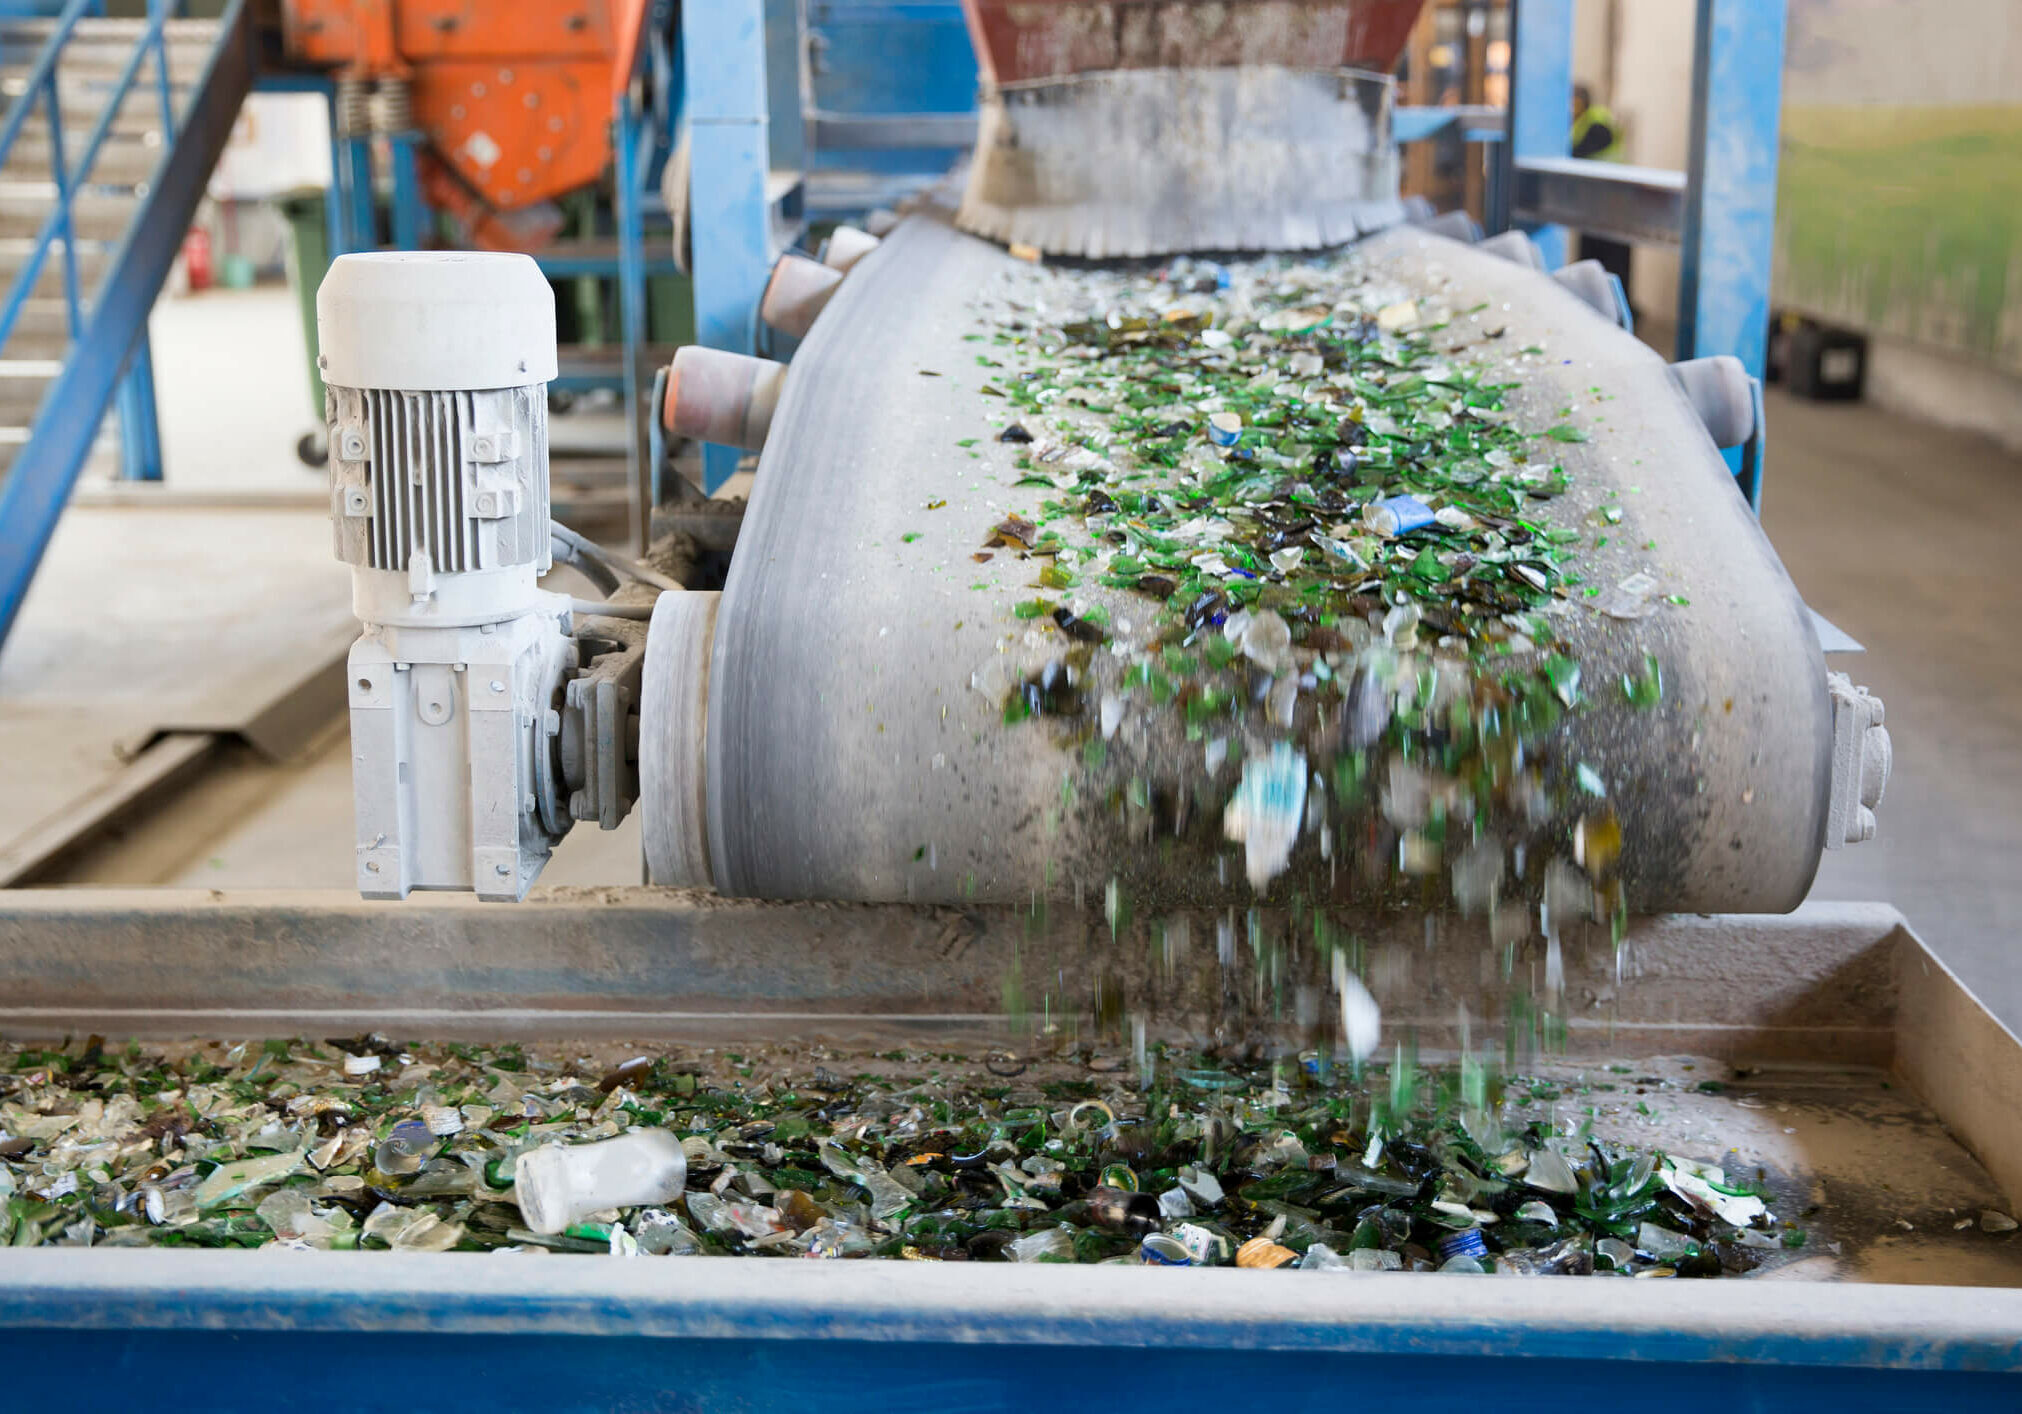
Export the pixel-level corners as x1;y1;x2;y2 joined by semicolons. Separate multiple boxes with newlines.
0;892;1910;1064
0;0;254;652
1512;156;1686;246
810;110;977;149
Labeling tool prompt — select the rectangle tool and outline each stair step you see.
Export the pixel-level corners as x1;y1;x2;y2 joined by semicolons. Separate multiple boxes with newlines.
0;80;191;131
0;422;121;479
0;298;80;361
0;129;160;186
0;360;60;422
0;18;220;80
0;81;178;142
0;183;137;241
0;237;112;301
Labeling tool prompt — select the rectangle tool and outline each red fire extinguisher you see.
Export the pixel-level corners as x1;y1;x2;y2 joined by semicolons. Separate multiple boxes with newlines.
182;226;213;292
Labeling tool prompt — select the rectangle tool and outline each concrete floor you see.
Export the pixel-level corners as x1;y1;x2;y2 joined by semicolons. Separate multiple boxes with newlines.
1761;389;2022;1028
0;290;346;864
7;288;2019;1031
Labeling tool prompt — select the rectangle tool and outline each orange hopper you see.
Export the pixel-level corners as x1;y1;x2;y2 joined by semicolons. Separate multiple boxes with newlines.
281;0;651;251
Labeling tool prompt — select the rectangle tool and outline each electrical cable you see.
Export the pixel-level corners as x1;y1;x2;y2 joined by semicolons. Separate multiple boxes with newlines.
568;598;655;621
548;531;623;597
553;521;682;593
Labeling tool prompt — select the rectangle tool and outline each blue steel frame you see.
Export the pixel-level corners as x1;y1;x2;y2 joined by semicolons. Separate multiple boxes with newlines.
1504;0;1783;508
0;0;254;647
614;68;650;548
333;131;374;254
1677;0;1787;386
1;1251;2019;1408
799;0;976;219
1503;0;1572;271
683;0;784;495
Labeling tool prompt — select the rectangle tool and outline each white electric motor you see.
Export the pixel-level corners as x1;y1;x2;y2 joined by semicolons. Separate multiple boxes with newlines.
319;251;575;901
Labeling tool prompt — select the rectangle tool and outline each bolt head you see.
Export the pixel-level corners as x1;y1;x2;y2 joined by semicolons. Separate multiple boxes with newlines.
489;679;505;693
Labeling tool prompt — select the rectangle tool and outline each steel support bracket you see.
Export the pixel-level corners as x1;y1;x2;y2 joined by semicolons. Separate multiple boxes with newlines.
1512;157;1686;246
560;617;648;830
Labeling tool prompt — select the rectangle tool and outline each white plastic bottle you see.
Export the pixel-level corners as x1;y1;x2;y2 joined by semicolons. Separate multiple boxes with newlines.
513;1129;688;1235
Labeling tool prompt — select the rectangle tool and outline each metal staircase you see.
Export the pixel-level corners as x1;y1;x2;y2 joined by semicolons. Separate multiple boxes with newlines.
0;0;253;647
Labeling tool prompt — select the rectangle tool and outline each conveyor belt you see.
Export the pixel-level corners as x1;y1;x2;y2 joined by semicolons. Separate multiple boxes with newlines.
659;207;1830;913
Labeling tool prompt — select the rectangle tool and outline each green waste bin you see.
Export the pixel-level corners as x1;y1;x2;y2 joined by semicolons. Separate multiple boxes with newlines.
278;186;331;467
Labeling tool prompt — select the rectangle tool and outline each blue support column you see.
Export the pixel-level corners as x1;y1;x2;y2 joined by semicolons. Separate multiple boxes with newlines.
116;330;163;482
337;135;375;253
321;85;347;256
684;0;775;494
386;132;427;250
614;99;650;549
127;0;174;486
1505;0;1572;270
763;0;804;175
1677;0;1788;380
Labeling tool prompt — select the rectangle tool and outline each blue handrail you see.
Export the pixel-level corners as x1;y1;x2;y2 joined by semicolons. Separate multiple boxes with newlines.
148;0;176;139
0;0;94;340
0;0;253;651
0;0;93;173
0;0;183;352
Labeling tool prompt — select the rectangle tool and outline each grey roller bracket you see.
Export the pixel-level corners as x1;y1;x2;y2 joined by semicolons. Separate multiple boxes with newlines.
819;226;881;274
1477;229;1547;271
1552;258;1632;328
1669;355;1756;449
1809;609;1865;655
1414;208;1482;243
1825;673;1890;848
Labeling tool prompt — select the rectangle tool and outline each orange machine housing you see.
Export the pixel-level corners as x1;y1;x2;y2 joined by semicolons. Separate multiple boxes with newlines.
282;0;649;248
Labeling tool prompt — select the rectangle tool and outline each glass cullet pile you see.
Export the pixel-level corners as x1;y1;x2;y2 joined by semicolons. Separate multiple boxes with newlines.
0;1035;1804;1273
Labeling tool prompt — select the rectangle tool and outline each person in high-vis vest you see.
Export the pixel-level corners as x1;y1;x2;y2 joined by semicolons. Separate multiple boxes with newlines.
1572;83;1632;306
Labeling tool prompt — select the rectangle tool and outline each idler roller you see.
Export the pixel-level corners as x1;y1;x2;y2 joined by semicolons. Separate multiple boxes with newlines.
820;226;881;274
1553;260;1633;329
662;347;786;453
760;254;844;339
1668;356;1755;450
